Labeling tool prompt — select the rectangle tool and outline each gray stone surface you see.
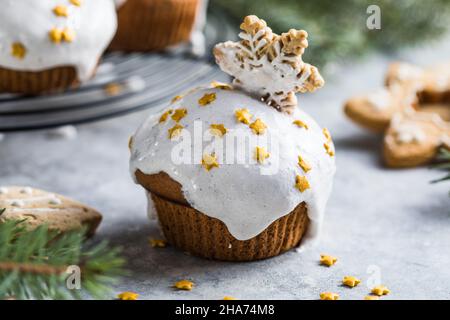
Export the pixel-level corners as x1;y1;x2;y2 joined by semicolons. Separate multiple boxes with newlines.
1;41;449;300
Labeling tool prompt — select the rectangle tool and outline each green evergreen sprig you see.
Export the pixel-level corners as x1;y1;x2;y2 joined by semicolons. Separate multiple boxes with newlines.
432;148;450;185
0;216;126;300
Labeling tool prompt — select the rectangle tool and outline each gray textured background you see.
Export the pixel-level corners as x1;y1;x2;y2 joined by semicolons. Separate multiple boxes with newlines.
1;38;449;300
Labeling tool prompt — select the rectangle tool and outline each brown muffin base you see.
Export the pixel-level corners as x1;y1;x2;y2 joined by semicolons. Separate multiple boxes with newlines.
0;66;79;95
151;192;309;261
110;0;200;52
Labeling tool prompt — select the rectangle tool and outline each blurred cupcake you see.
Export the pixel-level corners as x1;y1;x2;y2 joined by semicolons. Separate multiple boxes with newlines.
0;0;117;95
129;16;335;261
110;0;200;52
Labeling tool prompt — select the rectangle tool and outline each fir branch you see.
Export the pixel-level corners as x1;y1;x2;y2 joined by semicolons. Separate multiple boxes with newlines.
431;149;450;195
0;218;126;300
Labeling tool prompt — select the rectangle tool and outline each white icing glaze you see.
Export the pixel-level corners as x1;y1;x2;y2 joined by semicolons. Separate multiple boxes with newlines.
130;86;336;246
0;0;117;82
396;63;423;82
367;88;392;111
0;187;9;195
20;187;33;195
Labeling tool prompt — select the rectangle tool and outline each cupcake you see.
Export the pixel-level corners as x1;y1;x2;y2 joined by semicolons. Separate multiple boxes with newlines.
129;16;336;261
110;0;200;52
0;0;117;95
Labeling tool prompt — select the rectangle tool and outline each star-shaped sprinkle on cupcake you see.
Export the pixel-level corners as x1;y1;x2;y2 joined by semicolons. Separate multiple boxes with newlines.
320;292;339;300
171;95;183;104
323;128;332;141
11;42;26;59
324;142;335;157
198;93;216;106
293;119;309;129
295;175;310;193
168;124;184;139
171;108;187;122
342;276;361;288
117;292;139;300
210;124;227;137
159;109;173;123
62;28;75;42
149;238;167;248
49;28;63;43
174;280;194;291
255;147;270;164
53;5;69;17
298;155;311;173
211;81;232;90
320;254;337;267
202;153;219;171
235;108;252;124
371;285;390;296
249;119;267;135
70;0;82;6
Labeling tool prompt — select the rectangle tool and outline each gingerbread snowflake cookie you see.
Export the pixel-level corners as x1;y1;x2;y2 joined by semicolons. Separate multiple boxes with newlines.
344;61;450;167
213;15;324;113
0;186;102;236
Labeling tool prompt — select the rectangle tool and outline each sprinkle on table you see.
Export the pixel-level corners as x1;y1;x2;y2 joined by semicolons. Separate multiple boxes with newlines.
210;124;227;137
70;0;82;6
198;93;216;106
293;119;309;129
168;124;184;140
298;155;311;173
320;254;337;267
202;153;219;171
255;147;270;164
117;292;139;300
149;238;167;248
342;276;361;288
364;295;380;300
211;81;233;90
249;118;267;135
371;285;390;296
295;175;310;193
223;296;237;300
171;95;183;104
235;108;252;125
11;42;26;59
174;280;194;291
171;108;187;122
159;109;173;123
320;292;339;300
53;5;69;17
104;83;122;96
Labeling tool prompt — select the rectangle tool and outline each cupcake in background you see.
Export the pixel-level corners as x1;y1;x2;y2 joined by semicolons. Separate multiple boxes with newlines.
129;16;335;261
0;0;117;95
110;0;203;53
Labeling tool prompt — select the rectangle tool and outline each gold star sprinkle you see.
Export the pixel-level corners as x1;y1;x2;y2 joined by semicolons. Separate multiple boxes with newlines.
320;292;339;300
171;95;182;103
295;175;310;193
117;292;139;300
364;295;379;300
293;119;309;129
104;83;122;96
342;276;361;288
49;28;63;43
149;238;167;248
320;254;337;267
323;128;332;141
11;42;26;59
53;5;69;17
202;153;219;171
223;296;237;300
62;28;75;42
255;147;270;164
70;0;82;6
324;142;335;157
198;93;216;106
159;109;173;123
298;155;311;173
371;285;390;296
235;108;252;125
211;81;232;90
168;124;184;139
249;118;267;135
210;124;227;137
174;280;194;291
171;108;187;122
